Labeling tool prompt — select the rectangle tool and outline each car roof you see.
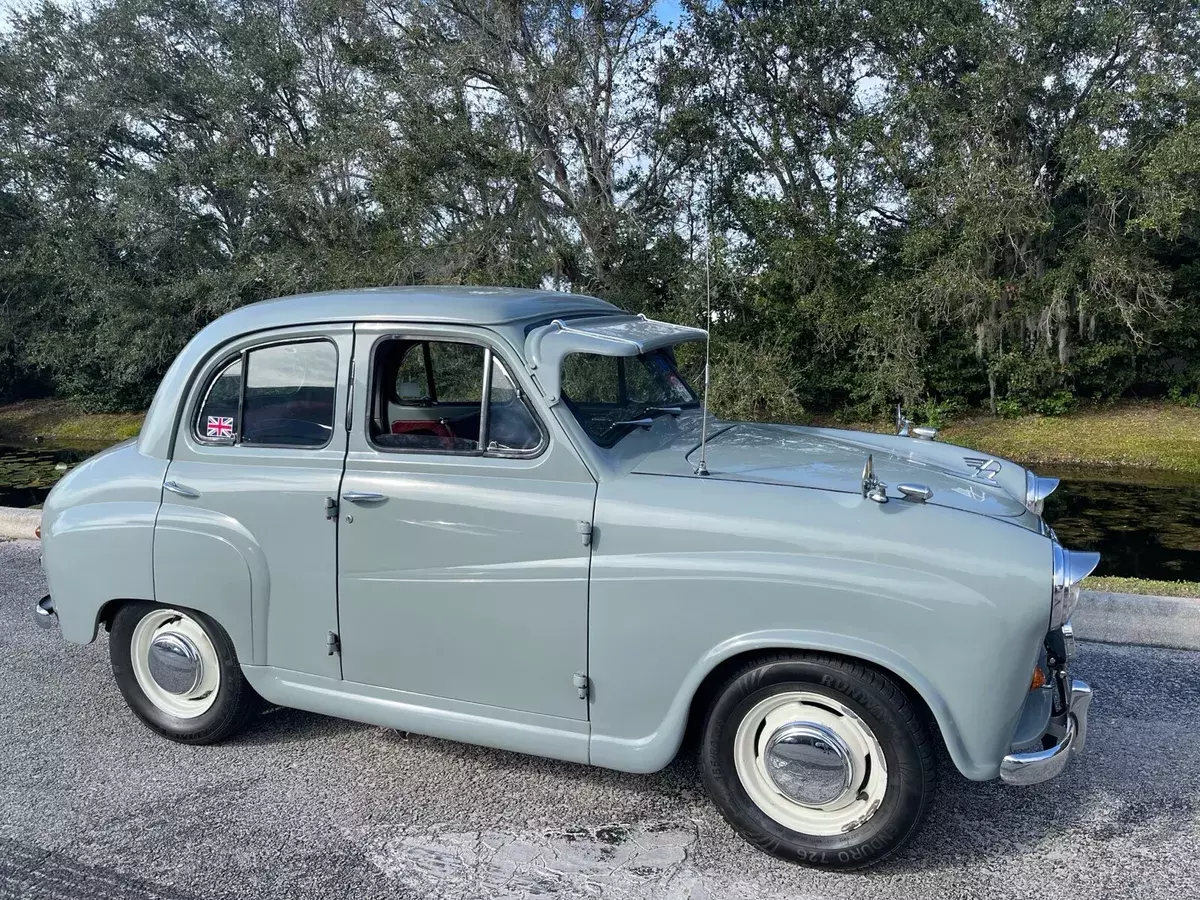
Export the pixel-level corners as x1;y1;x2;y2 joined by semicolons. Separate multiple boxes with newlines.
138;286;624;459
225;286;622;328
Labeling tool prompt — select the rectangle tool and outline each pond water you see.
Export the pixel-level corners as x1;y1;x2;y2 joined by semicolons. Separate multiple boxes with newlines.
0;444;107;508
1;444;1197;581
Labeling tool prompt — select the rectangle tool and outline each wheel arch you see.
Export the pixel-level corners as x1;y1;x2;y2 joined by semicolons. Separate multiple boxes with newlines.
683;646;947;765
679;636;968;777
590;631;984;780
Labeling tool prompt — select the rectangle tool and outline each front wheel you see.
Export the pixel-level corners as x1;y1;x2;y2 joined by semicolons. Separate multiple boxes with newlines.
109;601;260;744
699;652;936;869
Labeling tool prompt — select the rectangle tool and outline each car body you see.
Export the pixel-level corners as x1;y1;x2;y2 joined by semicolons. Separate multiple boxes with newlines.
35;286;1097;867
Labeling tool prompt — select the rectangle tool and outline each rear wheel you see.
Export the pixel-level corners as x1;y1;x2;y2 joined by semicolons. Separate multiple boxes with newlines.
699;652;936;869
109;602;260;744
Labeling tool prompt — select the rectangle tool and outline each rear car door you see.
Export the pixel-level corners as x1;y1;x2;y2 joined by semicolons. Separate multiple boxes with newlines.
336;323;597;721
154;325;352;679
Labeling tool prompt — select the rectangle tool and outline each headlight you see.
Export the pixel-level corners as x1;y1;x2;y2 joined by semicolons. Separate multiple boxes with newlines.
1026;470;1060;515
1051;541;1101;630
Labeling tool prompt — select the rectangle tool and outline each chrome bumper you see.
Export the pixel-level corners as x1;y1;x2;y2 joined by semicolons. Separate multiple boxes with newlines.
999;677;1092;786
34;594;57;630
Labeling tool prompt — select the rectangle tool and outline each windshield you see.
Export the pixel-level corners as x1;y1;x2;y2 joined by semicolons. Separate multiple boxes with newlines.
560;346;701;447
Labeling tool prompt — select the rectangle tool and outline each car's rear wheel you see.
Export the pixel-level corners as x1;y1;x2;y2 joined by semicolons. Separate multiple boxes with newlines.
109;601;259;744
699;652;936;869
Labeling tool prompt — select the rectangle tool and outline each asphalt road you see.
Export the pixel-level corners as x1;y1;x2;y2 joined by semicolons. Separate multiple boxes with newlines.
2;539;1199;900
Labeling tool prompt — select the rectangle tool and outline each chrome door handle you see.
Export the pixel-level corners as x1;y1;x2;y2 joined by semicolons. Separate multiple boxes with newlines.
164;480;200;499
342;491;386;503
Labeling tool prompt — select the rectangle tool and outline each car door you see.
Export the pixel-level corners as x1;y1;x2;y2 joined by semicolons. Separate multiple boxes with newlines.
155;324;352;680
337;323;597;721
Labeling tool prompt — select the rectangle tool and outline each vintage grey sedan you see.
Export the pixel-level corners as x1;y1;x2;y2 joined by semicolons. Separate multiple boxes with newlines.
35;286;1097;868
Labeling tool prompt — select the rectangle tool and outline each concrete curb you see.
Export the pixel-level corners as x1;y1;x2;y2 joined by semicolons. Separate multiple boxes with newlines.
1074;590;1200;652
2;503;1198;650
0;507;40;540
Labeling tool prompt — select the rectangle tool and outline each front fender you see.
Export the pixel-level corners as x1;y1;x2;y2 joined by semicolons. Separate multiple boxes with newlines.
589;629;973;777
586;475;1051;781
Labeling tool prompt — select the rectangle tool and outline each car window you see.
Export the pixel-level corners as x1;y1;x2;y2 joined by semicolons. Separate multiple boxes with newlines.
486;358;542;453
561;346;701;448
561;353;621;404
372;337;543;456
241;341;337;447
196;357;242;442
395;344;431;402
430;342;485;403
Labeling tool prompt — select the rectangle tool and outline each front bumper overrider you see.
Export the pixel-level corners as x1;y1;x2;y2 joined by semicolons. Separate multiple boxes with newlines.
999;665;1092;786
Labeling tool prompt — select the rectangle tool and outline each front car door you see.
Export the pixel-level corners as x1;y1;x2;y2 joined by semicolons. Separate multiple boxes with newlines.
155;324;352;679
337;323;596;721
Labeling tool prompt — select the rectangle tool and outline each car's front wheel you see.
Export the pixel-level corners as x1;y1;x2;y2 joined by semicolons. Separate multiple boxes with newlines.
109;602;260;744
700;652;936;868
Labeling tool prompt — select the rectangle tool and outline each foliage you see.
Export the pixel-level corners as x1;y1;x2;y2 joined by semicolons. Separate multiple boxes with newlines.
0;0;1197;415
939;401;1200;474
1082;576;1200;598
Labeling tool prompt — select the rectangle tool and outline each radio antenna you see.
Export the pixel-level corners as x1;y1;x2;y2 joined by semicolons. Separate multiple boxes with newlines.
694;160;713;477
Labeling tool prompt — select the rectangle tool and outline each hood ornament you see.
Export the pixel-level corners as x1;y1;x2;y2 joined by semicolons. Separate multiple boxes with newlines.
861;455;888;504
964;457;1002;481
897;483;934;503
895;404;938;441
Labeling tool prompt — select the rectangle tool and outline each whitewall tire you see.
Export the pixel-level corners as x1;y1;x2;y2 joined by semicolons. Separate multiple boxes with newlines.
110;602;260;744
700;652;936;868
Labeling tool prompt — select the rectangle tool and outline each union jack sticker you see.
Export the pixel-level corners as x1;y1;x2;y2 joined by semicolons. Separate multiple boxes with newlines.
207;416;234;439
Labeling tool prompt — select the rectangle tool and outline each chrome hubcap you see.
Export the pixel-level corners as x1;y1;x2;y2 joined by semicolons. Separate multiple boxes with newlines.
130;609;221;719
147;632;202;695
764;722;853;806
733;690;888;836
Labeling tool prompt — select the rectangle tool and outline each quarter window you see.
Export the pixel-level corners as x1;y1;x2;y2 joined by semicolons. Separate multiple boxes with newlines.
194;340;337;448
196;357;242;443
486;357;542;453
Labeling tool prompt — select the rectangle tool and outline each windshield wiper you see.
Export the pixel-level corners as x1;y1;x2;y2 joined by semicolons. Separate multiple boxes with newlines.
595;416;654;443
595;406;684;444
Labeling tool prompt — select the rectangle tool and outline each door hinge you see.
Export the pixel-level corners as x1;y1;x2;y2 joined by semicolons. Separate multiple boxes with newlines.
324;496;338;520
326;631;340;656
573;672;589;700
577;520;593;547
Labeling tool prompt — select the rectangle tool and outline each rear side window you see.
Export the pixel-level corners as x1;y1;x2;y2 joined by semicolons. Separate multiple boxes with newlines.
194;340;337;448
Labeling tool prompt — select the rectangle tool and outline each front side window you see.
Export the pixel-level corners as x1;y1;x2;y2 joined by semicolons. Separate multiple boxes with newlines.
561;347;700;447
194;340;337;448
372;337;543;456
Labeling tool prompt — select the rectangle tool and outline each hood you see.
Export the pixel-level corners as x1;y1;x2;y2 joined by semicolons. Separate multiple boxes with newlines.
633;421;1031;520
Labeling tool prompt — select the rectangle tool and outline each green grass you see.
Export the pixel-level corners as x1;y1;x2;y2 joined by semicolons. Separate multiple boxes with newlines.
938;401;1200;475
0;400;144;446
1083;576;1200;599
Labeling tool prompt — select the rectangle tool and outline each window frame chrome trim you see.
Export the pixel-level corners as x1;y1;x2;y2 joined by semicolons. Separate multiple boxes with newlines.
364;332;549;461
189;336;340;451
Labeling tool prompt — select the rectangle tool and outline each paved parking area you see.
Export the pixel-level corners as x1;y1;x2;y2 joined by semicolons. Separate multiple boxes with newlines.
2;538;1198;899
